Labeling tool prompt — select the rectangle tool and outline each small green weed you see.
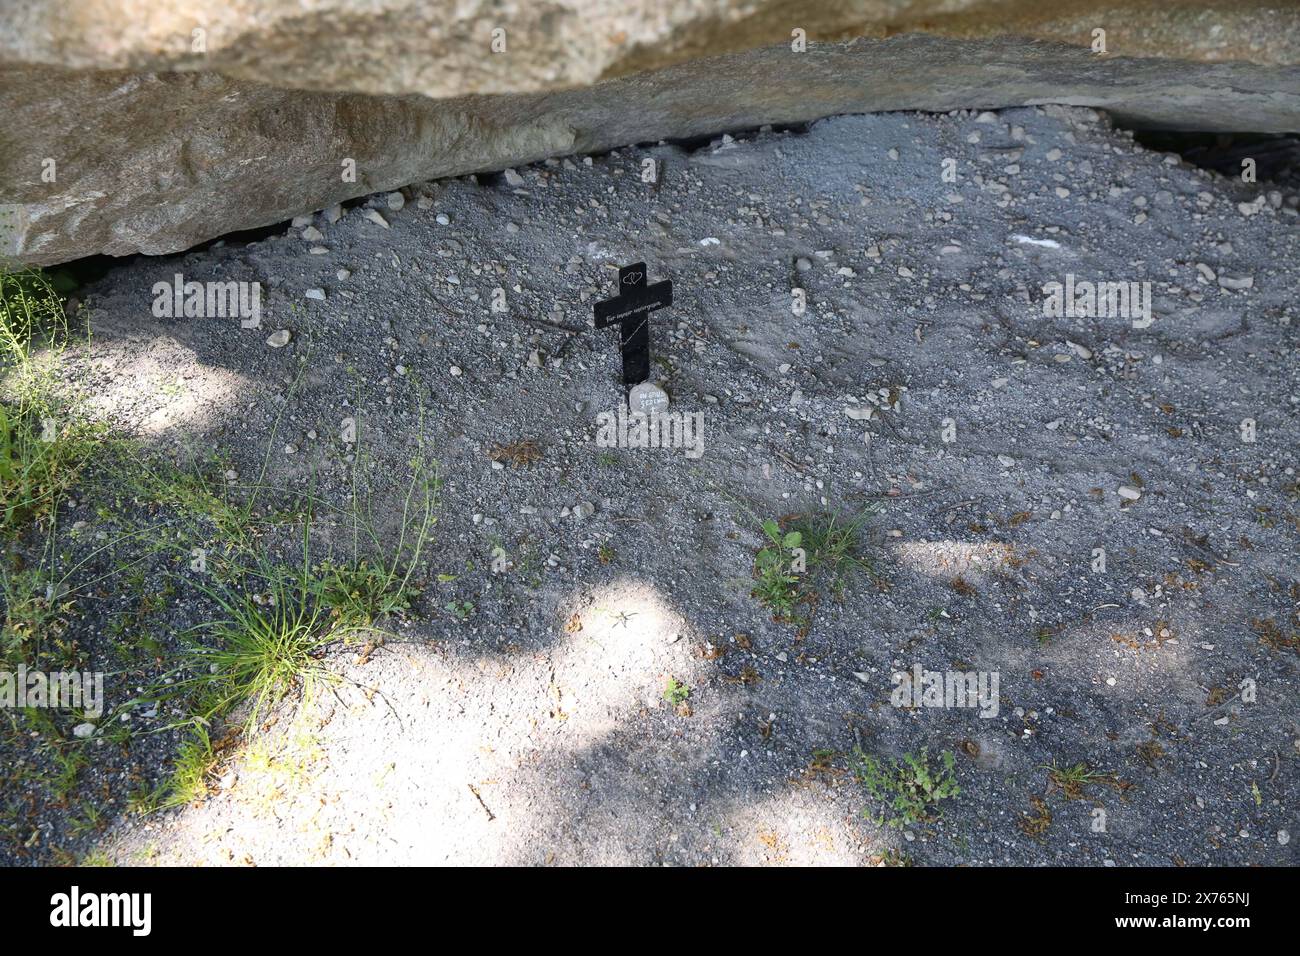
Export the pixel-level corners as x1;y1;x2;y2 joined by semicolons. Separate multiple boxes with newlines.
852;747;960;827
663;677;691;706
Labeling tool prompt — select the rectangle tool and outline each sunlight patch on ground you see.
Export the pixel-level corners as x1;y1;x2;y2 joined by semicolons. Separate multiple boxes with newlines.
890;539;1018;579
78;338;249;436
97;578;710;865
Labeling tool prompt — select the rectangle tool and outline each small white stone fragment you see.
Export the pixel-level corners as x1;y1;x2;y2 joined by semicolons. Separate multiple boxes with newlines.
1011;234;1060;249
305;288;326;301
266;329;291;348
364;209;390;229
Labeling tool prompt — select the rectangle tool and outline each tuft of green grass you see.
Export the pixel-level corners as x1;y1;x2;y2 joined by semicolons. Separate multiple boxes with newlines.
751;505;882;628
1043;760;1119;799
852;747;960;828
0;267;69;369
0;568;75;668
158;724;217;809
315;557;419;628
789;505;882;597
0;267;101;541
0;405;102;539
178;556;338;733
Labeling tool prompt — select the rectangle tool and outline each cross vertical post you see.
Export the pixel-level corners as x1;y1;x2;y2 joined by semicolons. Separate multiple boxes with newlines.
593;262;673;388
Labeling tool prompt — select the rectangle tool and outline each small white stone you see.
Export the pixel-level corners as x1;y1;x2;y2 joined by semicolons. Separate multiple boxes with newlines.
386;191;405;210
629;381;670;415
364;209;390;229
266;329;291;348
1118;485;1142;501
72;722;96;739
305;288;326;301
301;225;324;241
503;168;525;187
449;365;462;376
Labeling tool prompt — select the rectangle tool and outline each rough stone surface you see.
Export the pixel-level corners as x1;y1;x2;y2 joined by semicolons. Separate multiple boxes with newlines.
5;1;1297;99
4;33;1300;266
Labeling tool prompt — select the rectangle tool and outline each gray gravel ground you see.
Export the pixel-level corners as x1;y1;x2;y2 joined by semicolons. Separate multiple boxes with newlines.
6;104;1298;866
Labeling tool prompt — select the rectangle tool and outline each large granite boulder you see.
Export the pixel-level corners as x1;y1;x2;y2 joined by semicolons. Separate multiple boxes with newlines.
2;0;1298;265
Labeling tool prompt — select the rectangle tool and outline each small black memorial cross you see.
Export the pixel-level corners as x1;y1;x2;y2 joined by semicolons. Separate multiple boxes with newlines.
594;262;673;387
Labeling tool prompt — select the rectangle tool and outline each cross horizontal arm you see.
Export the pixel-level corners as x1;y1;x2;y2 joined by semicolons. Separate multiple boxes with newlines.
593;281;673;328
